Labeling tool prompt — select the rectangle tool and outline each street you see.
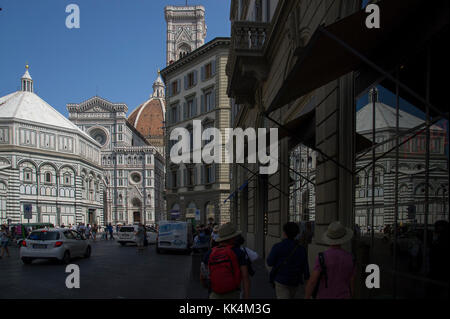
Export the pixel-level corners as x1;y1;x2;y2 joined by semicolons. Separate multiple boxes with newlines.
0;239;208;299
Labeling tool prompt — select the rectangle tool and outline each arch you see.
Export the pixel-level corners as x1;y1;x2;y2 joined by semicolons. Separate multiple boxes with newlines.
59;164;77;175
18;159;38;168
414;183;434;195
39;161;59;173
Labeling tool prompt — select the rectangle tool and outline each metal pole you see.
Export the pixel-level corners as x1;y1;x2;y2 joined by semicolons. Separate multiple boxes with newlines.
371;88;376;262
423;46;431;274
393;67;400;298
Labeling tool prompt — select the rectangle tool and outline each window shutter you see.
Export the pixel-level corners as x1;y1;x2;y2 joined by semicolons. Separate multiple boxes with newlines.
184;75;188;90
201;66;205;82
177;79;181;94
183;102;187;120
212;60;216;76
193;98;198;116
212;164;216;183
176;170;180;187
168;84;173;97
194;167;198;185
193;70;198;85
211;90;216;109
201;95;205;113
201;166;205;184
183;169;187;187
167;173;171;189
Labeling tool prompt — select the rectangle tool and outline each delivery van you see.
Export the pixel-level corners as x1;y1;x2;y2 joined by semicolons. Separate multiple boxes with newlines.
156;221;192;254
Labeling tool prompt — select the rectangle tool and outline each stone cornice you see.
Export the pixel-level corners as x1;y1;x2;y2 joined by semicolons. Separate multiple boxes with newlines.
161;37;230;78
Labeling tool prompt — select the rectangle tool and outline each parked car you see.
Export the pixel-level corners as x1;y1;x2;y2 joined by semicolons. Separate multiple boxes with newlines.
117;225;157;246
20;228;91;264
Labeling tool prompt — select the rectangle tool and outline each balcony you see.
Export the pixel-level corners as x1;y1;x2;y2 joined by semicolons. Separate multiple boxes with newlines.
226;21;270;106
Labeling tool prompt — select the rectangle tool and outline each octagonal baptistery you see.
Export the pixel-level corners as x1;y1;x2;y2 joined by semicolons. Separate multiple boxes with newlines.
0;66;105;227
128;71;166;156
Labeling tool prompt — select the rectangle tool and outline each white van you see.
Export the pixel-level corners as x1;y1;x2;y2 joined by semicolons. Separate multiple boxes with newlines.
117;225;157;246
156;221;192;254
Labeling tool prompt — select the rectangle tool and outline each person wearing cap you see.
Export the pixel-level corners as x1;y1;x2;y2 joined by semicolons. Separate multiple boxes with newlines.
305;221;356;299
200;223;250;299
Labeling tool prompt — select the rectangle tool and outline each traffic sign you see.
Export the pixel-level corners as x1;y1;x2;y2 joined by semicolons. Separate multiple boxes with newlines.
24;204;32;220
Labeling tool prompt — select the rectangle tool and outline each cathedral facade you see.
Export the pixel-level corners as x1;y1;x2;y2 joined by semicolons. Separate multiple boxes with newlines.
67;75;166;226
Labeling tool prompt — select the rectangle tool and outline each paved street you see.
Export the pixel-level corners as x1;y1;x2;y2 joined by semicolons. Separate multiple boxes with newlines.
0;239;207;299
0;239;277;299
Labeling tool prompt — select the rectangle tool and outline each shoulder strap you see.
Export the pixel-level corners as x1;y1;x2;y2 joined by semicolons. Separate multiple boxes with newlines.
318;252;328;288
272;241;301;275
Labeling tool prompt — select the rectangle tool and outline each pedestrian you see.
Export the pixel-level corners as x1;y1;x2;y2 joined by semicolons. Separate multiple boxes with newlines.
210;225;220;248
108;223;114;240
92;224;98;241
305;221;356;299
85;224;91;240
235;234;258;298
1;225;11;258
200;223;250;299
267;222;310;299
135;223;145;253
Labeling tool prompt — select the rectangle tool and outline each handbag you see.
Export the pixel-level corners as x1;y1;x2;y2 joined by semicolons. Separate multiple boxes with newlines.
269;241;301;288
312;252;328;299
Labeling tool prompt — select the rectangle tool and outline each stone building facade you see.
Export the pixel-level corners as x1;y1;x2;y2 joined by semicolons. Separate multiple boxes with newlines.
67;94;165;226
161;38;232;225
165;5;207;65
227;0;360;259
0;67;105;226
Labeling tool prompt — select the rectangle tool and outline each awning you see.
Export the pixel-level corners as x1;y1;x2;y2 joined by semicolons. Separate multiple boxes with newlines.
273;105;372;154
267;0;449;116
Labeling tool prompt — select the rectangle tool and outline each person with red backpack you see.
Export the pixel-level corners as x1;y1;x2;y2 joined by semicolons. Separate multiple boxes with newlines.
200;223;250;299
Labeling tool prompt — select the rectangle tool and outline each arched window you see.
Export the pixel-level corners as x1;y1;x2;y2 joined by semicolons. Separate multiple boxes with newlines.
45;172;52;183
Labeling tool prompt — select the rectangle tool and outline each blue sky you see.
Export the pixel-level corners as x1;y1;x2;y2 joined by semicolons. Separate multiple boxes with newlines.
0;0;230;116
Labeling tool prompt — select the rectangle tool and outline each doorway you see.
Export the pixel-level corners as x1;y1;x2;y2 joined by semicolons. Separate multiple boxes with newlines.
133;211;141;224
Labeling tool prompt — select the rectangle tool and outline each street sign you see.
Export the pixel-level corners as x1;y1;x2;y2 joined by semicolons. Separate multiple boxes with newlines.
24;204;32;220
195;209;201;221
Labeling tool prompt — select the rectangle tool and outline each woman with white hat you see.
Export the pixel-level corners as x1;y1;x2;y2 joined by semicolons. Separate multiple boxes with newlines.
305;221;356;299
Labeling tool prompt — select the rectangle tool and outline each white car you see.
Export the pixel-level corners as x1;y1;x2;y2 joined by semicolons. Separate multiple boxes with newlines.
20;228;91;264
117;225;157;246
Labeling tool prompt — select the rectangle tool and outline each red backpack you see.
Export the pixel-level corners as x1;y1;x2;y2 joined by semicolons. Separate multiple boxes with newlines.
208;245;241;294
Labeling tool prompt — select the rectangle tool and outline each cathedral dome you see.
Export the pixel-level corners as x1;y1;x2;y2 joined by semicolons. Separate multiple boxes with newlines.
0;66;97;144
128;99;165;138
128;71;165;143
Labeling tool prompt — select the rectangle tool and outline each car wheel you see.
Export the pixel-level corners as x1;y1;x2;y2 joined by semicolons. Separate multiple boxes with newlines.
62;251;71;264
22;257;33;265
84;246;91;258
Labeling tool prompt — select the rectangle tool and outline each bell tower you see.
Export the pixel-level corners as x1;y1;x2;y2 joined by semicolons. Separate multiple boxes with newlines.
164;5;207;65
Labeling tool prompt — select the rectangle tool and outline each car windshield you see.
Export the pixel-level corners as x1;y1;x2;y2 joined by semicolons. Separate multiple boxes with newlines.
28;231;60;241
119;227;135;232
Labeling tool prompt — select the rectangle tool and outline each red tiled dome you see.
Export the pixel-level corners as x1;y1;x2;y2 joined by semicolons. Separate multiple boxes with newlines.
128;98;164;138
